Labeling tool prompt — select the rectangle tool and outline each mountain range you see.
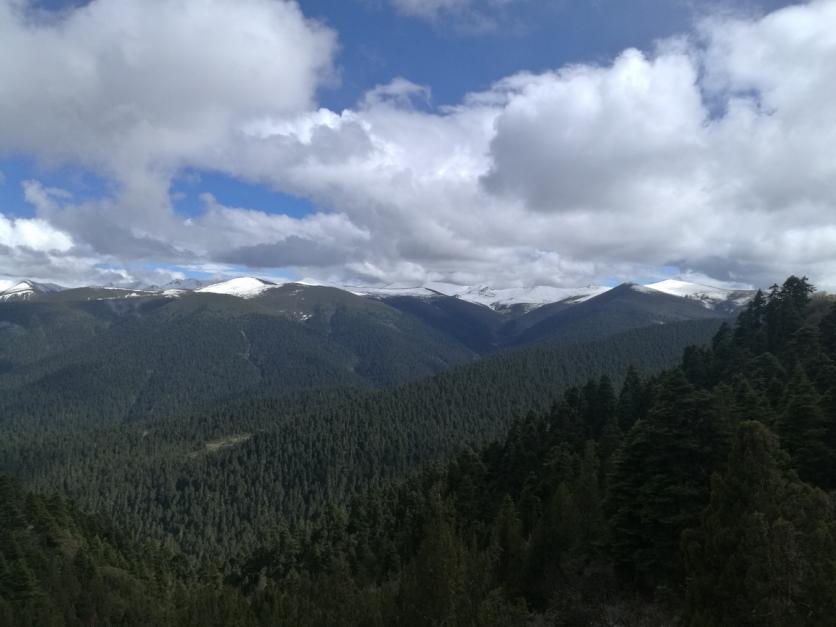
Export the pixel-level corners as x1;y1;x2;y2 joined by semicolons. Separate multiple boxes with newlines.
0;274;747;425
7;272;811;627
0;275;755;310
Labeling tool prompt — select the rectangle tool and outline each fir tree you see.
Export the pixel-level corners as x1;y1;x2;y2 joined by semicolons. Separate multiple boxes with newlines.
607;370;718;588
616;366;646;432
683;421;836;627
777;366;832;488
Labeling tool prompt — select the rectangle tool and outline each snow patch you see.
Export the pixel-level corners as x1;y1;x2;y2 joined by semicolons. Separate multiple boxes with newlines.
196;277;281;299
644;279;755;309
457;284;610;310
343;281;610;310
345;285;449;299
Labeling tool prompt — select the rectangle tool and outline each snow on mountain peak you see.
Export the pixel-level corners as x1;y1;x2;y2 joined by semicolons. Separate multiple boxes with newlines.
344;284;447;299
456;284;610;310
195;277;281;299
0;280;63;301
346;282;611;310
644;279;754;309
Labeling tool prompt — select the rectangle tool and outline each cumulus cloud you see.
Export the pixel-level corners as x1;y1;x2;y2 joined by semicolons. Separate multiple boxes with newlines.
0;212;73;253
2;0;836;291
0;0;335;249
219;0;836;290
0;0;334;169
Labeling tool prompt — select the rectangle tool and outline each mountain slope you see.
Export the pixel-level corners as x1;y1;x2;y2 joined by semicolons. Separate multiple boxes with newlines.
377;294;507;353
0;317;723;561
0;286;478;424
510;282;725;347
0;276;735;419
456;284;608;311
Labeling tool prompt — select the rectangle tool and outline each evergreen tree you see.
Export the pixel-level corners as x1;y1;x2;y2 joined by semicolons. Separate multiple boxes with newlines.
683;421;836;627
733;289;767;355
397;491;468;626
491;496;525;597
819;303;836;356
777;366;832;488
607;370;719;588
616;366;646;432
765;276;814;354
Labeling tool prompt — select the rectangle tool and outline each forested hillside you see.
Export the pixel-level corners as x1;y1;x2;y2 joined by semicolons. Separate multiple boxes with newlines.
218;276;836;625
2;277;833;626
1;318;721;563
0;281;731;428
0;288;478;424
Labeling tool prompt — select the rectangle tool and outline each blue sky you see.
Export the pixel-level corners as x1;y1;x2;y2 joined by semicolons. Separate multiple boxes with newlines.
1;0;833;289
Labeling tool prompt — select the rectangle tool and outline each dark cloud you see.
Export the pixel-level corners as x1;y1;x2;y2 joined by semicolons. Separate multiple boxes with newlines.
219;236;352;268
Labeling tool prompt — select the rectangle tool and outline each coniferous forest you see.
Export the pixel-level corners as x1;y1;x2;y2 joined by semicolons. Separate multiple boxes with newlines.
2;277;836;626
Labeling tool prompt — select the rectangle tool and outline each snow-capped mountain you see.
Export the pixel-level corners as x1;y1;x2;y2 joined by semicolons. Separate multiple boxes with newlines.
195;277;283;299
326;280;751;313
644;279;755;311
0;274;756;314
0;280;64;302
344;285;450;299
348;282;610;311
455;284;610;311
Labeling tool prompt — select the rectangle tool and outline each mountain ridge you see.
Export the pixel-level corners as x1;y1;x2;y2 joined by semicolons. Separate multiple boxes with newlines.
0;275;757;312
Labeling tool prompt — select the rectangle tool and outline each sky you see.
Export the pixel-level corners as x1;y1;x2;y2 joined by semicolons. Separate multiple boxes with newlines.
1;0;835;290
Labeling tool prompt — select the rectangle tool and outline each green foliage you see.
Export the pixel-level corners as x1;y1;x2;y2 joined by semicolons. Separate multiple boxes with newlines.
0;319;720;563
607;370;723;587
683;421;836;626
0;474;187;626
778;366;833;486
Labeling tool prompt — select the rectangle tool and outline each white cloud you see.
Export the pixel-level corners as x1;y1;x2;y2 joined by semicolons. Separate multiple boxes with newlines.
2;0;836;291
0;0;335;183
221;1;836;290
0;212;73;252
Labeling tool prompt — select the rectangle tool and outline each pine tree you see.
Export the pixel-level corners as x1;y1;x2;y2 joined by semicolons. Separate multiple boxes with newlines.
765;276;815;354
733;289;767;355
777;366;832;487
607;370;718;588
574;443;605;551
586;376;616;439
616;366;646;432
820;303;836;357
491;495;525;596
683;421;836;627
597;415;623;487
1;556;39;602
398;490;468;626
